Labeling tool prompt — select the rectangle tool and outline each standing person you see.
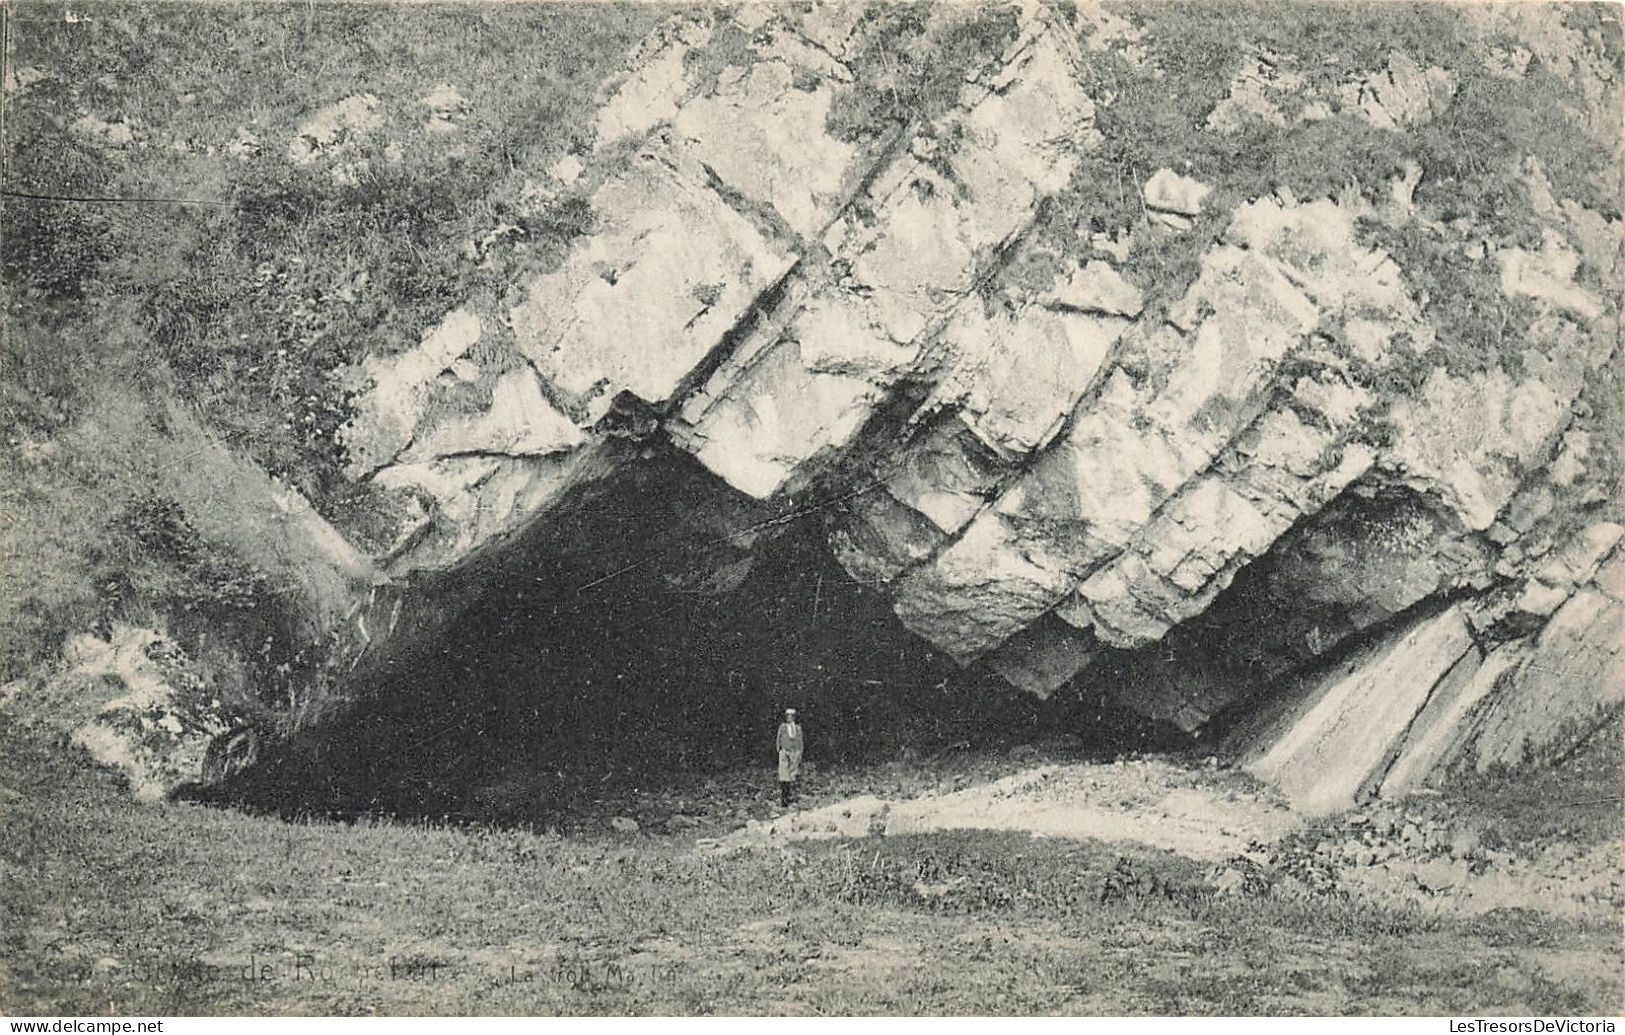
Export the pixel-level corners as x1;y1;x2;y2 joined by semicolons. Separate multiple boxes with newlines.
776;708;803;807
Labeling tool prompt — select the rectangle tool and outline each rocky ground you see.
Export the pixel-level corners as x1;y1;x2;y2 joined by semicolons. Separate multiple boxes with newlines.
1241;798;1622;920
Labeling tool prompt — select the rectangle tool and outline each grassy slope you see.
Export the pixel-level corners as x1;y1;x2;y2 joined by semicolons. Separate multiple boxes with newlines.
0;2;663;682
6;0;665;495
2;722;1617;1016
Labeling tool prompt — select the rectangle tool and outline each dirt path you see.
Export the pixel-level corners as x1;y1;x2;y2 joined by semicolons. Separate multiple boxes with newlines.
715;758;1301;860
710;757;1625;921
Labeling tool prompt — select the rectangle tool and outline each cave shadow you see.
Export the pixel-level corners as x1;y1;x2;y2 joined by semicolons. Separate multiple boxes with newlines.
195;472;1151;828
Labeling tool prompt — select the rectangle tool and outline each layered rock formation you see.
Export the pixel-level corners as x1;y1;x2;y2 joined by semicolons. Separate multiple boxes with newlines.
9;2;1620;810
1234;522;1624;813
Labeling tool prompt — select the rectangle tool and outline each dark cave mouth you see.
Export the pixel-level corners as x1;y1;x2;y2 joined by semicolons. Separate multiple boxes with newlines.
187;452;1495;828
205;452;1191;823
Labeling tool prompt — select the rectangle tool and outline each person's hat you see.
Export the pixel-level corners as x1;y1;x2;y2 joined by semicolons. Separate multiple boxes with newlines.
786;708;797;716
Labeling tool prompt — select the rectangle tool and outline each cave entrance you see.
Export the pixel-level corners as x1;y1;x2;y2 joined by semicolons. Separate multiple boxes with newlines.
222;448;1114;826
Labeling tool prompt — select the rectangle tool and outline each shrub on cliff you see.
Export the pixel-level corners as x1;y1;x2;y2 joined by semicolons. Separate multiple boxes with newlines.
827;3;1023;145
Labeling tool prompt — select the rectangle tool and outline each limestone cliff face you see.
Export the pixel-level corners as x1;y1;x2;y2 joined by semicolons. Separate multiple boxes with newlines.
12;2;1619;808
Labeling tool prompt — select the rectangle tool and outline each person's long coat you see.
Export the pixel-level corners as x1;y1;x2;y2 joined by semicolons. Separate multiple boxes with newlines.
776;721;803;781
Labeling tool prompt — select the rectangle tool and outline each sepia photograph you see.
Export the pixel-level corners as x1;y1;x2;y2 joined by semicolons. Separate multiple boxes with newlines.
0;0;1621;1020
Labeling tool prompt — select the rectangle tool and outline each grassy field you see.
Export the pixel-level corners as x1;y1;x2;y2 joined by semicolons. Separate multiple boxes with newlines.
3;720;1618;1016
